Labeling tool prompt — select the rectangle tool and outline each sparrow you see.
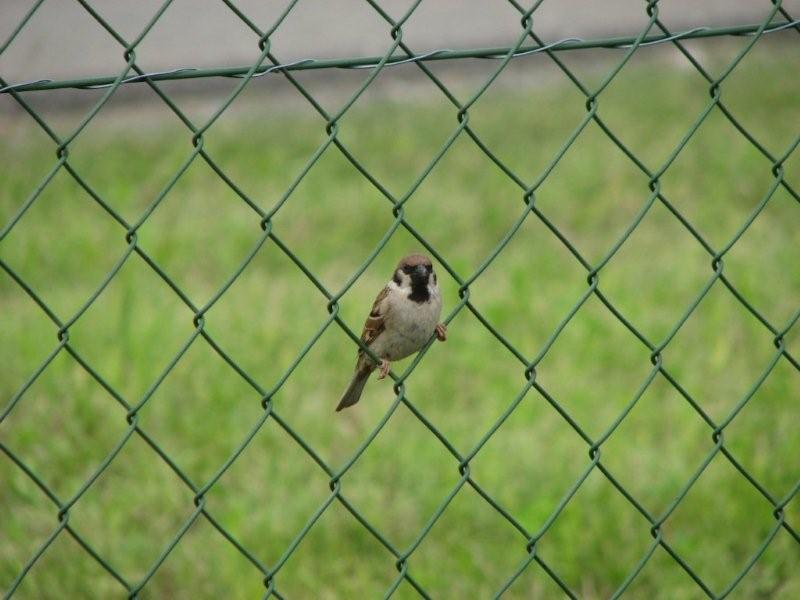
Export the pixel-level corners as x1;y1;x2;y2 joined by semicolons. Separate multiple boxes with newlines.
336;254;447;411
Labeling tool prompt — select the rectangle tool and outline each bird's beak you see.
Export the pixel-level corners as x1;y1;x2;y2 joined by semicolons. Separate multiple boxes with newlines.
413;264;428;278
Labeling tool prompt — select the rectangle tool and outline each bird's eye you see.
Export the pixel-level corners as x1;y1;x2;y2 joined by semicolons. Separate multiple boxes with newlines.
402;266;413;274
426;265;433;273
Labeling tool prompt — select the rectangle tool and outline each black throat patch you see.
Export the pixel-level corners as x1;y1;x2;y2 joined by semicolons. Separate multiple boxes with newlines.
408;280;431;303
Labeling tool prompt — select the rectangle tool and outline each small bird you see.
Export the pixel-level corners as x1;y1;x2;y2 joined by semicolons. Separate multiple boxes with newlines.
336;254;447;411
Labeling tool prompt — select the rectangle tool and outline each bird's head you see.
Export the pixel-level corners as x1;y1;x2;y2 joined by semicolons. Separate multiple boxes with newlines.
393;253;437;293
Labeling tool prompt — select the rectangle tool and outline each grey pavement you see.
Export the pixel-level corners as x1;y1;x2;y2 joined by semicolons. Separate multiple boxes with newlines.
2;1;797;82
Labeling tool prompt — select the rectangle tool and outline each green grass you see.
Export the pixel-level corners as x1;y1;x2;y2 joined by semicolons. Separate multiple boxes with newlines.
1;44;799;599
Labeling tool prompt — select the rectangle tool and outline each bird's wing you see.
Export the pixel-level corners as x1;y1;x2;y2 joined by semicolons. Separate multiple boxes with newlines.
360;285;390;349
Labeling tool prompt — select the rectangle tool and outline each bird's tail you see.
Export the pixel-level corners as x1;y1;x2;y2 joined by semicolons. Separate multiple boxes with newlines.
336;368;371;411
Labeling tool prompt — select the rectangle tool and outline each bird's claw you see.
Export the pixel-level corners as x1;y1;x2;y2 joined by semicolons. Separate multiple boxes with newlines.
435;323;447;342
377;359;391;380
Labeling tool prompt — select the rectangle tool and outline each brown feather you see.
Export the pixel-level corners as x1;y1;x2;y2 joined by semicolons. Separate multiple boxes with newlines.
359;285;389;349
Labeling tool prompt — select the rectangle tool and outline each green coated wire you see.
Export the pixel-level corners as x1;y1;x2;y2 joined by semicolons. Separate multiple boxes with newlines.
1;20;798;94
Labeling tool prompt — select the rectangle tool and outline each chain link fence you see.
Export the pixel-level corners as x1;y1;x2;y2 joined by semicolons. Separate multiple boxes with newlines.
1;0;798;598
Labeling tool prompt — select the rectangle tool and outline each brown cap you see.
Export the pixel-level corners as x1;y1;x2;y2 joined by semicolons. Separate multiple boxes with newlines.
397;254;432;270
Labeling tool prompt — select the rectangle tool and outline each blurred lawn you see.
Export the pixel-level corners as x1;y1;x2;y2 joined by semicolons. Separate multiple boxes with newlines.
1;43;799;599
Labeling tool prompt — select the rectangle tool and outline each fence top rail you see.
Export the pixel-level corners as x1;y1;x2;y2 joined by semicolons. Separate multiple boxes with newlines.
1;19;797;95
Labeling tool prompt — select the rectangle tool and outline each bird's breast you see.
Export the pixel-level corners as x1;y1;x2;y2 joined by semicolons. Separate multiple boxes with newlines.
378;293;441;361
